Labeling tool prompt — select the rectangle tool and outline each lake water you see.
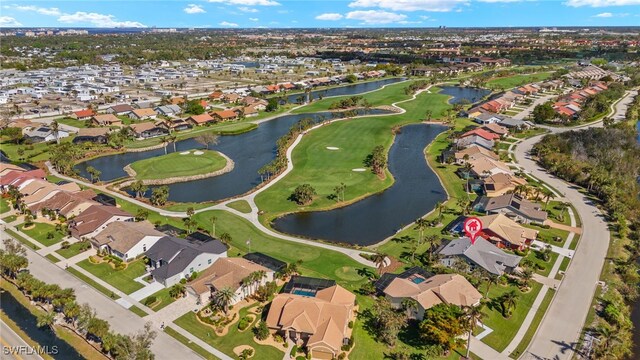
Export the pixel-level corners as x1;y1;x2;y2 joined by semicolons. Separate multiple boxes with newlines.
271;123;448;246
283;78;405;104
76;109;391;203
439;86;491;104
0;289;85;360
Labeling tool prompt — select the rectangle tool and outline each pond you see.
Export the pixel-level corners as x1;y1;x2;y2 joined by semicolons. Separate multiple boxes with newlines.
271;123;448;246
76;108;392;203
439;86;491;105
0;289;85;360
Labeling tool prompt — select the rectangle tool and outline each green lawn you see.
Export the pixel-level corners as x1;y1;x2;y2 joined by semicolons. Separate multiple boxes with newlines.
165;327;219;360
55;117;89;128
1;197;10;214
524;250;559;277
508;289;555;359
292;80;411;114
142;287;177;312
4;229;40;250
77;258;146;294
45;254;60;263
129;306;148;317
174;308;284;360
486;72;553;90
66;267;121;300
128;150;228;180
226;200;252;213
545;201;572;226
1;134;76;163
481;282;543;352
20;223;65;247
192;210;370;293
2;215;18;223
255;87;452;221
56;241;92;259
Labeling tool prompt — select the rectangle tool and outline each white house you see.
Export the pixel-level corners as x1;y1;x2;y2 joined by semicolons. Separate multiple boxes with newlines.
91;221;165;261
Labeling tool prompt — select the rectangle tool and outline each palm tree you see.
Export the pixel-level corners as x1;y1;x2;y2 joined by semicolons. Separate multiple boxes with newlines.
160;136;169;155
425;234;439;262
593;324;622;358
51;120;60;145
463;304;485;359
36;312;56;333
371;253;387;275
519;268;534;289
401;298;420;320
170;135;178;153
435;201;446;224
541;188;555;210
213;287;236;315
500;290;518;318
414;218;429;245
484;274;499;298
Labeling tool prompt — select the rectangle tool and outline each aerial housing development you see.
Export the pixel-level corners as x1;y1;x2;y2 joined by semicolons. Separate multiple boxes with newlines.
0;3;639;360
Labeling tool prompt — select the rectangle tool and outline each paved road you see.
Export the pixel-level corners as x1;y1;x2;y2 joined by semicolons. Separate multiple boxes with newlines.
0;230;204;360
0;320;45;360
518;89;637;360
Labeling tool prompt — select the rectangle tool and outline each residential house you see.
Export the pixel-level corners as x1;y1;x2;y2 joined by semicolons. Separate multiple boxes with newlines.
68;205;134;239
71;109;96;120
241;106;258;118
146;235;228;286
20;179;80;207
0;169;46;191
91;221;165;261
453;145;499;165
482;123;509;137
456;135;495;151
211;109;238;122
91;114;123;127
437;237;522;276
155;105;182;117
186;257;273;306
186;113;215;126
29;190;98;219
24;126;70;143
473;194;548;224
467;157;511;178
498;117;533;130
242;252;287;273
130;122;169;139
73;128;110;144
106;104;134;115
474;113;503;125
477;214;538;250
159;118;192;132
461;128;501;142
128;108;158;121
0;163;26;178
376;268;482;320
483;173;527;197
266;279;355;360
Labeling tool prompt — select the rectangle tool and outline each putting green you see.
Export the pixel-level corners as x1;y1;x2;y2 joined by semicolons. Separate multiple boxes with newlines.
128;150;228;180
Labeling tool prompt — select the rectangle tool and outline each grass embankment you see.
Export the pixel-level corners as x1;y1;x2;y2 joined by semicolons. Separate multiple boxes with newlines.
486;72;554;90
226;200;252;213
66;268;121;300
142;287;177;312
1;197;10;214
509;288;556;359
255;85;451;221
56;241;92;259
4;228;41;250
128;150;228;181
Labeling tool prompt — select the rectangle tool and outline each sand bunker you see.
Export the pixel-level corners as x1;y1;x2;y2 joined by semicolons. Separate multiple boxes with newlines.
352;168;366;172
179;151;190;155
326;147;339;150
193;151;204;155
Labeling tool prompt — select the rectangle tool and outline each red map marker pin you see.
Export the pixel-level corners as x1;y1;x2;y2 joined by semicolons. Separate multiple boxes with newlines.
464;217;483;245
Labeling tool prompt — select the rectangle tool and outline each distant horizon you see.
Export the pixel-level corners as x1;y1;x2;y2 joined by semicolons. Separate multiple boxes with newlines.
1;0;639;29
4;25;640;30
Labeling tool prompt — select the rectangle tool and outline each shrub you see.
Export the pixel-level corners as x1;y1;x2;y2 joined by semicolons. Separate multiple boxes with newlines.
253;321;269;340
290;345;298;357
114;263;126;271
179;278;187;284
144;296;157;306
338;353;346;360
238;317;250;331
273;334;283;343
60;240;70;249
47;232;56;240
348;320;353;329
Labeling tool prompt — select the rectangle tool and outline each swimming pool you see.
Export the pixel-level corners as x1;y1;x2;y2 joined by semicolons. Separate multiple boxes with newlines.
292;289;317;297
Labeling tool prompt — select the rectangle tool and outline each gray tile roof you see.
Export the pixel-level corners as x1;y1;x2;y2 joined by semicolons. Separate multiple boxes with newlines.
456;135;494;150
479;194;548;222
438;237;522;276
147;235;227;280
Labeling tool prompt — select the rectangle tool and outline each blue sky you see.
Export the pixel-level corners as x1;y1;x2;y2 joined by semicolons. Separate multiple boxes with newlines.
1;0;639;28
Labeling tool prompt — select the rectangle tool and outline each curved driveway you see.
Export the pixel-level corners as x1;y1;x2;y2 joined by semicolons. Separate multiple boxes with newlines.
518;89;636;360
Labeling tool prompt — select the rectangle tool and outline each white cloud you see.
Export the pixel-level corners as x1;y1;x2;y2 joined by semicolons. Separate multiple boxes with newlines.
419;15;430;19
9;5;61;16
316;13;344;20
594;11;613;16
565;0;640;6
0;16;22;26
238;6;259;12
208;0;280;6
345;10;407;23
249;17;259;21
219;21;239;27
184;4;206;14
57;12;146;28
348;0;467;12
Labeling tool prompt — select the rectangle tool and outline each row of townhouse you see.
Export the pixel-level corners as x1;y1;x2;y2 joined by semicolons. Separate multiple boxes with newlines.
551;82;608;120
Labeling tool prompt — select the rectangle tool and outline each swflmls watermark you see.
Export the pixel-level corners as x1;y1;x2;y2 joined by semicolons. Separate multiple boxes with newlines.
3;345;59;355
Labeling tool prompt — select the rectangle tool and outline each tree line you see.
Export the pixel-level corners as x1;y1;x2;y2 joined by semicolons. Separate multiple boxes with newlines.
0;238;157;360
